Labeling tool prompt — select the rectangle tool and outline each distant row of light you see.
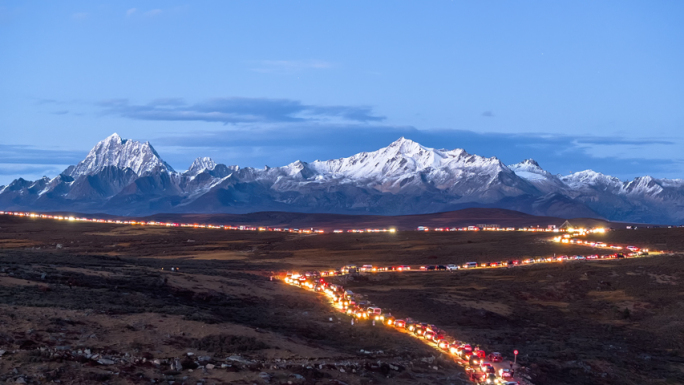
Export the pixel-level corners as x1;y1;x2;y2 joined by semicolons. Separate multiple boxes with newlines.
553;236;630;249
0;211;404;234
553;227;648;253
416;225;607;233
0;210;614;238
294;244;650;280
333;228;397;233
0;211;328;234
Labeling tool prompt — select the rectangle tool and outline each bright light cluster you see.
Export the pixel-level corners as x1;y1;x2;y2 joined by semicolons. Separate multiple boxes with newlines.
284;270;517;383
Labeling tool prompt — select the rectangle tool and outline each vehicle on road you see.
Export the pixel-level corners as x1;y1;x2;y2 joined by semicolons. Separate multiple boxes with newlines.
394;319;406;328
446;264;459;271
480;362;495;374
433;332;447;344
499;368;513;379
436;265;447;271
482;373;498;384
438;339;450;350
463;262;478;269
458;344;472;356
413;323;428;336
341;265;358;274
489;352;503;362
366;307;382;319
424;330;436;340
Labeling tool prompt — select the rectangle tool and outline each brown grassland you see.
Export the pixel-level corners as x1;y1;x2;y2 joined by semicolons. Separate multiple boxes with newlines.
0;214;683;384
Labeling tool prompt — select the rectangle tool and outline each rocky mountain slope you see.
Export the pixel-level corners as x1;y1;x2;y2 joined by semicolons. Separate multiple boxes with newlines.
1;133;682;223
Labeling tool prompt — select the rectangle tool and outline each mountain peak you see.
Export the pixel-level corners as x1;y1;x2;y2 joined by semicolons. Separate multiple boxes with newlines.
388;136;422;148
510;158;542;169
105;132;124;143
65;133;174;178
509;158;546;175
186;157;217;175
561;169;623;190
390;136;412;145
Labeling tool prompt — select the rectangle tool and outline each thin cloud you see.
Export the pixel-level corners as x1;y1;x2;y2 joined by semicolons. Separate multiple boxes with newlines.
98;97;385;124
0;163;70;177
482;111;494;117
126;8;137;17
145;9;162;17
575;138;674;146
0;144;85;165
36;98;59;105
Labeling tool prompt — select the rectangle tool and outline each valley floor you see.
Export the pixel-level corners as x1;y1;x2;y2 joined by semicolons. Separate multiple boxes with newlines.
0;216;682;384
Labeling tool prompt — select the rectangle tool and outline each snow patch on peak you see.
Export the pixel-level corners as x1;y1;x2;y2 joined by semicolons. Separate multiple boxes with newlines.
65;133;175;178
508;159;568;193
280;160;317;179
625;176;663;196
105;133;125;144
561;170;623;191
509;159;550;181
520;159;540;168
388;137;423;152
186;157;217;175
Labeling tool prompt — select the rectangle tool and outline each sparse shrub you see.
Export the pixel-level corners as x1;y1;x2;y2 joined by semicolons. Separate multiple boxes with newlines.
86;372;112;382
180;357;198;369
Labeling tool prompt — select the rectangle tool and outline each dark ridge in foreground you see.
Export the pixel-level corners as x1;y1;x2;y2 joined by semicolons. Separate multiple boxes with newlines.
140;208;620;231
21;208;637;231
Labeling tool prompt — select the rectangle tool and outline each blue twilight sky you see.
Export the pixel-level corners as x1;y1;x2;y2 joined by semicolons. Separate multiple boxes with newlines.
1;1;683;185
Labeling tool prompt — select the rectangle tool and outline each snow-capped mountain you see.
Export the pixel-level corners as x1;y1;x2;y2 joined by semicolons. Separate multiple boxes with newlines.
65;133;174;178
185;157;218;176
303;137;535;199
1;134;683;223
508;159;567;194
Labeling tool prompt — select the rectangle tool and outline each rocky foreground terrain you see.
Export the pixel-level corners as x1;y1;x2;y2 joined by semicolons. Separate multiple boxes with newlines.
0;215;682;384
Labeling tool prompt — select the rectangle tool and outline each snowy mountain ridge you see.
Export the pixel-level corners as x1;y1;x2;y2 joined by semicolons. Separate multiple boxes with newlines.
1;134;683;224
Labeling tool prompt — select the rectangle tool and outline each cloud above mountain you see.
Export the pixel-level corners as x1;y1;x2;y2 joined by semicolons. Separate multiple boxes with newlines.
0;144;85;165
99;97;384;124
